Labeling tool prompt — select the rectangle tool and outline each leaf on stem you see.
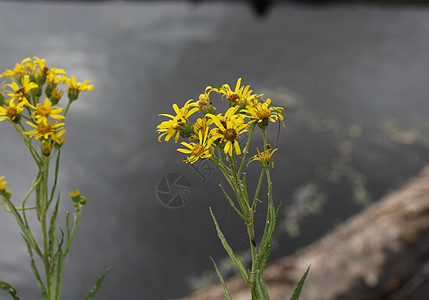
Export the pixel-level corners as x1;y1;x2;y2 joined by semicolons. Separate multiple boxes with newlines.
48;232;65;300
48;194;60;260
84;266;111;300
22;234;47;298
219;184;245;221
209;207;250;285
210;257;232;300
0;280;20;300
289;265;310;300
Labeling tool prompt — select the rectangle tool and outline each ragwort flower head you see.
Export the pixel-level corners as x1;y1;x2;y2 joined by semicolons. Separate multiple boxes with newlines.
23;121;65;140
218;78;263;108
0;100;25;123
5;75;38;106
196;86;216;115
157;99;199;142
29;98;65;125
207;105;248;156
0;176;12;198
244;98;285;129
177;127;215;164
248;147;278;168
65;75;94;101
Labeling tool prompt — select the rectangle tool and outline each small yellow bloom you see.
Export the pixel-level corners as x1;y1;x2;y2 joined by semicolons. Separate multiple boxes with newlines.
0;176;7;191
65;75;94;101
0;176;12;197
23;121;65;140
207;106;248;156
5;75;38;105
218;78;262;106
244;98;285;128
157;99;199;142
177;127;215;164
0;100;25;122
29;97;65;124
52;129;66;146
247;147;278;168
70;189;86;206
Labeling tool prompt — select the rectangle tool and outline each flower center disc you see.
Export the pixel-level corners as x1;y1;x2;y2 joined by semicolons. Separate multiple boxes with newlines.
227;94;240;102
6;107;18;119
223;128;237;141
256;110;270;120
37;123;52;134
192;144;205;157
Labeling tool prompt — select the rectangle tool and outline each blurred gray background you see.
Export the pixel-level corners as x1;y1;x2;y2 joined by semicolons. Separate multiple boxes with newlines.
1;1;429;299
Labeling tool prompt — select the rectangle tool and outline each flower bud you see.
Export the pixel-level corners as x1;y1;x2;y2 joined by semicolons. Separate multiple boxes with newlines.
180;122;195;139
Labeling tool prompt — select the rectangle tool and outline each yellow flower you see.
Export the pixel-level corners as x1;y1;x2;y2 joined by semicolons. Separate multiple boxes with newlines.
0;176;12;197
29;98;65;124
5;75;38;105
0;176;6;191
65;75;94;101
157;99;199;142
195;86;216;114
23;121;65;140
177;127;215;164
207;106;248;156
247;147;278;168
52;129;66;146
70;189;86;206
0;100;25;122
244;98;285;128
46;68;67;86
193;117;213;139
218;78;262;106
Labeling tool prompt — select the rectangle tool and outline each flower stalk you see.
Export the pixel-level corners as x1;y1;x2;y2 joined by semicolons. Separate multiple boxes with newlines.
0;57;109;300
157;78;310;299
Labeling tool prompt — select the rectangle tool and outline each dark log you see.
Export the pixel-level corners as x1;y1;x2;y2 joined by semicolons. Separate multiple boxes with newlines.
184;165;429;300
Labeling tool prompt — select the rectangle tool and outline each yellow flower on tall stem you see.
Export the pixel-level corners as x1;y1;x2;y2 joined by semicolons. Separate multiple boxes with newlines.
207;105;248;156
243;98;285;128
65;75;94;101
157;99;199;142
247;147;278;168
29;98;65;124
0;176;7;191
23;121;65;140
5;75;38;105
0;100;25;122
218;78;262;107
177;127;215;164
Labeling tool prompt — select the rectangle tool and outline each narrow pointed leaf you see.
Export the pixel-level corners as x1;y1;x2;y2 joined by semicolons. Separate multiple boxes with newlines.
84;267;111;300
48;194;61;260
0;281;20;300
210;257;232;300
289;265;310;300
22;235;47;298
209;207;250;285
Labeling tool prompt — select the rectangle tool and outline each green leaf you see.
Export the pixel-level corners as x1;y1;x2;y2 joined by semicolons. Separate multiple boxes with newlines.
255;200;277;272
251;271;270;300
22;235;47;298
48;232;65;300
209;207;250;285
210;257;232;300
289;265;310;300
48;194;61;260
83;267;111;300
0;280;20;300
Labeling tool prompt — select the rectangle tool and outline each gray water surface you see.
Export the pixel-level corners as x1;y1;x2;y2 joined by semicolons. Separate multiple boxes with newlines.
1;2;429;299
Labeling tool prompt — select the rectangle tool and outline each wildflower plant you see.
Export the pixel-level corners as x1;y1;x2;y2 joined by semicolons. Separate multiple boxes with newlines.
157;78;310;299
0;57;109;300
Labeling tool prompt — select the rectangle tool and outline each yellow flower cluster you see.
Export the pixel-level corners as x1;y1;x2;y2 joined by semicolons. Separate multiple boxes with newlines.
0;57;94;155
157;78;285;164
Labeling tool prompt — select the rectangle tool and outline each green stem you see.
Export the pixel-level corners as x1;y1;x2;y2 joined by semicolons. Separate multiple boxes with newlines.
238;123;256;175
